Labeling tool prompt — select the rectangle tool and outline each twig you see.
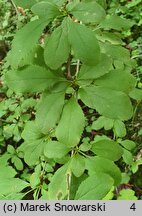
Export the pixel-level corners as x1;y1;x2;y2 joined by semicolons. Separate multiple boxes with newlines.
9;0;19;16
75;59;80;77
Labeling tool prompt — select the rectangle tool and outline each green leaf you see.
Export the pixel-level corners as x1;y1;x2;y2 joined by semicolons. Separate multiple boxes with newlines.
113;120;126;138
79;86;133;121
101;43;131;64
13;0;66;8
79;142;91;152
78;53;112;81
7;145;15;154
30;173;41;189
7;19;50;69
117;189;137;200
103;186;114;200
100;15;134;31
66;1;79;10
56;97;85;147
70;1;106;24
92;135;111;143
92;117;104;130
0;154;11;166
121;173;130;184
95;69;136;94
44;20;70;69
122;149;133;165
96;31;123;45
54;155;70;165
19;121;45;166
53;0;66;6
21;121;42;141
120;140;136;151
92;116;113;130
0;165;28;197
75;173;114;200
36;92;65;133
0;165;17;179
0;193;26;200
31;1;61;19
19;45;46;68
129;88;142;100
70;174;87;200
103;118;114;130
131;158;142;174
95;0;107;8
127;0;141;7
50;80;70;93
48;163;71;199
68;19;100;66
44;141;70;159
13;0;38;8
19;139;45;166
12;156;23;171
85;156;121;186
0;178;28;197
5;65;60;93
91;140;123;161
70;154;85;177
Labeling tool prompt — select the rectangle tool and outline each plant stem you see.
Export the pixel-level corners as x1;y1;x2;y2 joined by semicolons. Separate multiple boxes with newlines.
9;0;19;15
78;150;88;157
67;173;71;200
75;59;80;77
23;188;35;197
132;101;141;127
40;161;47;184
67;55;72;80
67;150;74;200
0;118;13;124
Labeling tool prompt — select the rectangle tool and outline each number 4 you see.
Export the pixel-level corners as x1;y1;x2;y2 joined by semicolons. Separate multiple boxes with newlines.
130;203;136;211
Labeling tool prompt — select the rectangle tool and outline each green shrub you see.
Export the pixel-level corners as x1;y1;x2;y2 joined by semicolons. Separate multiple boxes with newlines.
0;0;142;200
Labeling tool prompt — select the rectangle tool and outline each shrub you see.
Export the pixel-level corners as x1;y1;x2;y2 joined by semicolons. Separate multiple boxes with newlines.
1;0;142;200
